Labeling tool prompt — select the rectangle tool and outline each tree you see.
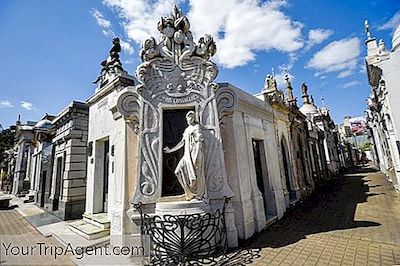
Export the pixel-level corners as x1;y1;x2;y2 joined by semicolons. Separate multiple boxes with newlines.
0;126;15;162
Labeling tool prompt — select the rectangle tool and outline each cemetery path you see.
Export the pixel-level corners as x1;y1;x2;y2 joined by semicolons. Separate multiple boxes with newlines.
0;206;75;265
233;165;400;266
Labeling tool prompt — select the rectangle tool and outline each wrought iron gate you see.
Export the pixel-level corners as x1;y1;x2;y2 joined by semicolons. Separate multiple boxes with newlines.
134;197;230;265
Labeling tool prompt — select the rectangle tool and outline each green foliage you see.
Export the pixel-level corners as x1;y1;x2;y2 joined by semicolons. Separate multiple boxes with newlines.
0;126;15;153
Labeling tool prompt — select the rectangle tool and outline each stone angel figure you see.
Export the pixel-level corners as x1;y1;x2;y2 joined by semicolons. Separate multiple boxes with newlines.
163;111;206;200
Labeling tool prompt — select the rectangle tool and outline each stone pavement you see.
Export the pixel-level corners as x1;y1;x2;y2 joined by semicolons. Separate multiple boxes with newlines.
0;209;75;265
237;165;400;266
2;166;400;265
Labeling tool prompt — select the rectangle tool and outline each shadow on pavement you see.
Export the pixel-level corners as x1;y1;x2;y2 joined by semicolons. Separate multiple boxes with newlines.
218;249;261;265
242;166;381;249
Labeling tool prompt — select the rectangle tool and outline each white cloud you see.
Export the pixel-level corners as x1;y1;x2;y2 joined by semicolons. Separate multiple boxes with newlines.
91;9;112;28
103;0;304;68
341;80;361;89
379;10;400;30
306;37;360;76
21;101;34;111
120;39;134;54
359;62;367;74
91;8;134;55
103;0;177;44
0;100;13;108
306;28;333;49
337;70;352;78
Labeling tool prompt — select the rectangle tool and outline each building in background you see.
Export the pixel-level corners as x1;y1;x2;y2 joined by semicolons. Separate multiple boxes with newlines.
338;115;375;167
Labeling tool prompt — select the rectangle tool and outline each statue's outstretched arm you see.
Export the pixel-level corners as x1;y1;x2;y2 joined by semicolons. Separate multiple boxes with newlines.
164;138;184;153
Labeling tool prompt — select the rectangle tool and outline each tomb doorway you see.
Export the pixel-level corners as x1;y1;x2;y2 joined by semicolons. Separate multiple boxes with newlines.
252;139;277;219
161;108;194;197
53;156;63;211
102;140;110;212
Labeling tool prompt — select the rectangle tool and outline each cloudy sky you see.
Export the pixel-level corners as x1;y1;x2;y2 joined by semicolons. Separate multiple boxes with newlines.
0;0;399;128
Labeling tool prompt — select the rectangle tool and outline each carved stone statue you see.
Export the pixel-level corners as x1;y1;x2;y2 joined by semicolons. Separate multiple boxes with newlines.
301;82;308;95
163;111;206;200
93;37;125;84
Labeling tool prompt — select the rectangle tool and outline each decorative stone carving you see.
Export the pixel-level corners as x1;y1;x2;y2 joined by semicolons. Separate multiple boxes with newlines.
285;74;297;108
263;73;284;104
93;38;127;87
116;89;141;133
164;111;206;200
216;87;238;120
128;5;233;204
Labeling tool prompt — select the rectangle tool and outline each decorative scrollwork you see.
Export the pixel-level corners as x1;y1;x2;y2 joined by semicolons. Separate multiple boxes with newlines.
134;197;230;265
216;88;238;119
116;90;141;133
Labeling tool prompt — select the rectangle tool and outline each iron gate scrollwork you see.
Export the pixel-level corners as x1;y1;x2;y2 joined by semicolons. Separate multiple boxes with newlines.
134;197;230;265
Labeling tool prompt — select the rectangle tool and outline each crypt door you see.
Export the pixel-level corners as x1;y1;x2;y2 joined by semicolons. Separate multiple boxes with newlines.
161;109;194;197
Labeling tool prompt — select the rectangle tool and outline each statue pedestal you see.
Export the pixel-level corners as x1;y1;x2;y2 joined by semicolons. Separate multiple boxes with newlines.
155;198;210;216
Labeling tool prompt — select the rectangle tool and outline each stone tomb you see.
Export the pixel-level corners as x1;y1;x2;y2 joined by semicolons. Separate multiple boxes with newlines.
116;6;237;247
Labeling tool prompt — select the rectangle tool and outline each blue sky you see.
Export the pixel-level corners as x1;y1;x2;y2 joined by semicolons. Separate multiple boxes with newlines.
0;0;399;128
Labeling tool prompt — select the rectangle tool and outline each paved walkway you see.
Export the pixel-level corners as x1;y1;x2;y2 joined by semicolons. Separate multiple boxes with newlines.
0;200;74;265
239;166;400;266
2;166;400;265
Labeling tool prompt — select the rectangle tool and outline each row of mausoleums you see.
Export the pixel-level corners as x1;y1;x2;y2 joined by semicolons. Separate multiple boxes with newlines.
2;73;347;243
364;21;400;192
1;7;350;248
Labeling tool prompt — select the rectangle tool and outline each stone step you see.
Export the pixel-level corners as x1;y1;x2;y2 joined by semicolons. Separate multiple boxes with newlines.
68;220;110;240
82;213;110;229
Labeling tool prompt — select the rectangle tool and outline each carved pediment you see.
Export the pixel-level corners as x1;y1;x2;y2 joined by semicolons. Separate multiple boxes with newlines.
137;5;218;105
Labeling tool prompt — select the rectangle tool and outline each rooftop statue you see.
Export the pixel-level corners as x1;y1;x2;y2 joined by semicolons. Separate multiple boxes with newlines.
301;82;308;95
163;111;206;201
93;37;125;84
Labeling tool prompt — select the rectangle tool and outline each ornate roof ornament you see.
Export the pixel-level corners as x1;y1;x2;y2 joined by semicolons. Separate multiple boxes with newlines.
285;72;297;108
301;82;310;104
140;5;216;63
93;37;126;86
137;5;218;99
364;20;372;40
263;72;284;104
264;73;278;92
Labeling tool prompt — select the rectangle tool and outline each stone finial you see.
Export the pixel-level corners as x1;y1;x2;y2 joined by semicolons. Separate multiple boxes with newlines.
285;72;297;107
378;39;386;52
301;82;310;104
365;20;372;40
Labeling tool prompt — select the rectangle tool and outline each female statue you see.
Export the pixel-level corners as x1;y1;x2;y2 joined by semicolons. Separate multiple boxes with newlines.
164;111;206;200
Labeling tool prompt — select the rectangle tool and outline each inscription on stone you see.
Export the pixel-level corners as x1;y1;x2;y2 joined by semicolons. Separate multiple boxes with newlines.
160;95;199;104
